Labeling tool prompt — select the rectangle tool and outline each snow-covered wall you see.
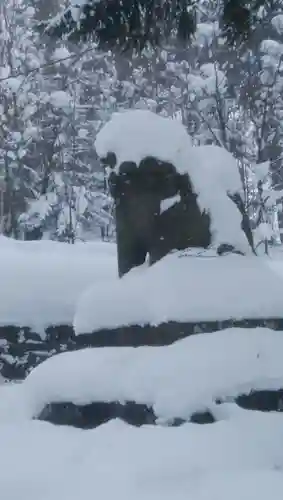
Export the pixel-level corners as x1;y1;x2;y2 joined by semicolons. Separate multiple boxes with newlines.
1;238;283;379
5;327;283;422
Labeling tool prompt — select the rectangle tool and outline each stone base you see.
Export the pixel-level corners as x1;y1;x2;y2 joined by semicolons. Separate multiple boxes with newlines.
1;318;283;380
36;389;283;430
37;401;216;428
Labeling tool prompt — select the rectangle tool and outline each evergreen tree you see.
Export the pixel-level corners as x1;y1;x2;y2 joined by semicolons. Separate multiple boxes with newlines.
43;0;267;50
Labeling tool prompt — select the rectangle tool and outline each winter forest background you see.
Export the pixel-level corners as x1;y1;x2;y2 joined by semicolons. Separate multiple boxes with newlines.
1;0;283;248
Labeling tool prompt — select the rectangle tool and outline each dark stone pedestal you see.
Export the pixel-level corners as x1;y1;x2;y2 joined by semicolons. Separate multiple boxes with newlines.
1;318;283;380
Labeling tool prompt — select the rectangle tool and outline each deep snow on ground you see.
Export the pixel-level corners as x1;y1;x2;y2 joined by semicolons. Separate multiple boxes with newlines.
1;237;283;498
0;328;283;499
0;414;283;500
0;236;117;332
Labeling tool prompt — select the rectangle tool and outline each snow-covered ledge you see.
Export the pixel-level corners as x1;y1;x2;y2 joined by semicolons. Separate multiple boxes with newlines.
4;327;283;424
74;250;283;335
2;237;283;381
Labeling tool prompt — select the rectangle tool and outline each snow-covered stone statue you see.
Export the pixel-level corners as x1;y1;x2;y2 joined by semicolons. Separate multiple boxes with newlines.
96;110;254;277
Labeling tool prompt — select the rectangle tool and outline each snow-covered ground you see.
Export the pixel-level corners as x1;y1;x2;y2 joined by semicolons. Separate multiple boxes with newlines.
0;414;283;500
0;327;283;499
1;235;283;498
0;236;117;332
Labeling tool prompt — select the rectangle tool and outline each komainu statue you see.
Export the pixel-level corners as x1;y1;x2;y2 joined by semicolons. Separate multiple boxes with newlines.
101;152;254;278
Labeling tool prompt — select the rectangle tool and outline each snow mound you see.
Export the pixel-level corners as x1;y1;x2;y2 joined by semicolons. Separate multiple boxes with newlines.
95;111;241;195
0;413;283;500
0;237;117;331
191;145;246;250
95;109;193;171
2;327;283;423
74;252;283;334
95;110;250;253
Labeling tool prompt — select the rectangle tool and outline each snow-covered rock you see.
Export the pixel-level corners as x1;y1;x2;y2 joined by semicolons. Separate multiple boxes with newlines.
74;251;283;334
2;327;283;424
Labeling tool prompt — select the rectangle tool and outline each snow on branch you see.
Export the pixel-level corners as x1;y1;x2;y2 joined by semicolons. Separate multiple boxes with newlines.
0;47;95;84
42;0;265;49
